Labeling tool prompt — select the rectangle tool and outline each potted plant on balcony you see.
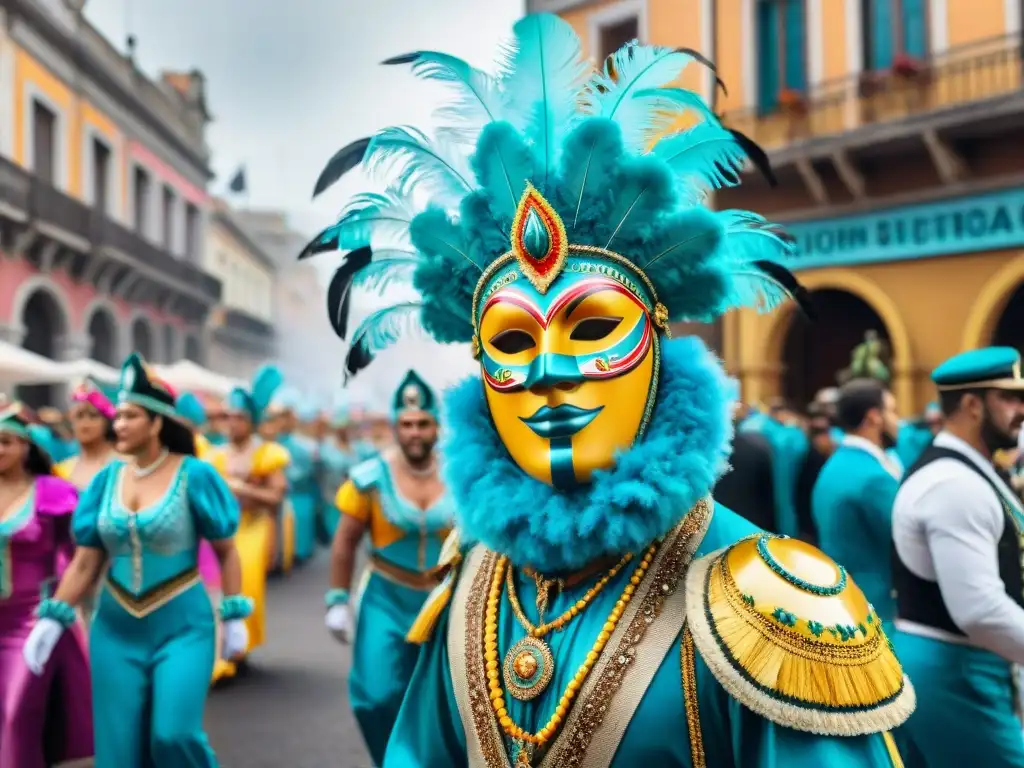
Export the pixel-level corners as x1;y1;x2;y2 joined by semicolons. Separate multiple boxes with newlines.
778;87;808;139
892;53;926;80
891;53;929;111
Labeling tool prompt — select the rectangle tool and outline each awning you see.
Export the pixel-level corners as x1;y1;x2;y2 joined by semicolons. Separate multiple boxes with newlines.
59;358;120;384
0;341;70;385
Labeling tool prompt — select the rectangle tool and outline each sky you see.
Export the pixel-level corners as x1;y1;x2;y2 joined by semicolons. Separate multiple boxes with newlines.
83;0;525;409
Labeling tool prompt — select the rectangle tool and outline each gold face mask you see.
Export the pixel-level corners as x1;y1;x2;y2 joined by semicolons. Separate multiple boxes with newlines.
473;186;665;489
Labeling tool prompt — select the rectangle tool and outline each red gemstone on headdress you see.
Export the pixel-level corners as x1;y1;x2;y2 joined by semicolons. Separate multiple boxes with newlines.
511;184;569;294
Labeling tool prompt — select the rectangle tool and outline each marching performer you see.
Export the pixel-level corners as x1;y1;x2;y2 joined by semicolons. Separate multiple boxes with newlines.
319;401;357;543
812;378;902;633
893;347;1024;766
55;377;120;488
0;403;92;768
274;394;321;564
303;14;912;767
206;366;289;658
324;371;454;766
22;353;249;766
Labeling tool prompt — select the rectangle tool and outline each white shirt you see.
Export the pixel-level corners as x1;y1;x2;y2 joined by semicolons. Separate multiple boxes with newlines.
892;431;1024;663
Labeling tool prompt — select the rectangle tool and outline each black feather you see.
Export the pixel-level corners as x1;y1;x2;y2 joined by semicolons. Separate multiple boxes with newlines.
325;247;373;340
753;259;816;320
728;129;778;187
343;340;376;384
312;137;372;199
381;52;421;66
297;225;341;261
674;47;728;108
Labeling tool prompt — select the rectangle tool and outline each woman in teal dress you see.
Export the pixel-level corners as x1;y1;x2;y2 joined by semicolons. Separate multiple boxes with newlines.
304;14;913;766
22;353;252;767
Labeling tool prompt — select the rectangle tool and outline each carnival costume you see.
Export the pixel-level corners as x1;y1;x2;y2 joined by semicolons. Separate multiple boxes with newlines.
0;404;92;768
55;376;119;488
327;371;455;765
319;402;357;542
893;348;1024;767
207;366;289;653
273;391;321;563
304;14;913;767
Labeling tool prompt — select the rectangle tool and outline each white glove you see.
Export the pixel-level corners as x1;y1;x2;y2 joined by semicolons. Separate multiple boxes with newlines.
325;604;352;644
23;618;64;676
221;619;249;661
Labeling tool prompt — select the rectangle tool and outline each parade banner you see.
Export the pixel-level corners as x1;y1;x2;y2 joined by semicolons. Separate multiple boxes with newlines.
784;186;1024;270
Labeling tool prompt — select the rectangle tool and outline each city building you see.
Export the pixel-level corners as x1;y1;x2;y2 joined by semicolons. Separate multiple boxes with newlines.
235;209;339;395
532;0;1024;413
204;199;276;378
0;0;221;403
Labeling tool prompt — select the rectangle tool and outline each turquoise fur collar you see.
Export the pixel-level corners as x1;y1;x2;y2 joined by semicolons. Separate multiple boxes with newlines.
442;337;735;572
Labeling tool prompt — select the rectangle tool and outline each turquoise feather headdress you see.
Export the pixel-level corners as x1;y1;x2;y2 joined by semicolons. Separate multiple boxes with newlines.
226;365;284;424
176;392;207;429
301;13;811;380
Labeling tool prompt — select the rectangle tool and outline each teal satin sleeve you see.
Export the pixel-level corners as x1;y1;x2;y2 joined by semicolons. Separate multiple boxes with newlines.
862;471;899;549
183;456;241;541
71;462;116;547
383;611;467;767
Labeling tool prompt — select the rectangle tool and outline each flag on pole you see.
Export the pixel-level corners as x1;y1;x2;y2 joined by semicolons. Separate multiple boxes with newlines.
228;166;247;194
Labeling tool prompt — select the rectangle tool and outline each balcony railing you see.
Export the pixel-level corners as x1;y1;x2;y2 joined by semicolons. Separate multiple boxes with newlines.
722;34;1024;152
0;155;220;301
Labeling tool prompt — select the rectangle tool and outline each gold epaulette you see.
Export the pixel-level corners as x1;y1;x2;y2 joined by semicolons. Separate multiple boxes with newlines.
406;529;463;644
684;534;915;736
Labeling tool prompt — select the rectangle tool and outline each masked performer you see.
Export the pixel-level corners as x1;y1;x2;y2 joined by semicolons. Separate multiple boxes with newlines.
0;403;92;768
324;371;454;765
303;14;913;767
21;354;249;767
206;366;288;659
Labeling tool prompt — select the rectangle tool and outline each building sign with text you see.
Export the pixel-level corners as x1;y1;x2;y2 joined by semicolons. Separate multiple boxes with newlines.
784;187;1024;270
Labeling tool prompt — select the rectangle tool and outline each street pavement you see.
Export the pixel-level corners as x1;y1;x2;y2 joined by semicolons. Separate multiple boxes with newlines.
205;553;372;768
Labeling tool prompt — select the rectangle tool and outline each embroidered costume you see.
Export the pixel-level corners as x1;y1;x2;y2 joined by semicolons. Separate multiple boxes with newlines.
207;367;289;655
68;355;247;766
893;348;1024;766
305;14;913;765
329;372;454;765
0;405;92;768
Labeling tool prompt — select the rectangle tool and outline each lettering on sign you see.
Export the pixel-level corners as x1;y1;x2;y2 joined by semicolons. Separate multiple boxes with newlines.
783;189;1024;270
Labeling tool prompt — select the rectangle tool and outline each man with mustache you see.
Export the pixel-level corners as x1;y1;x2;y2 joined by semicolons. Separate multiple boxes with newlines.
812;379;902;634
892;347;1024;766
323;371;454;767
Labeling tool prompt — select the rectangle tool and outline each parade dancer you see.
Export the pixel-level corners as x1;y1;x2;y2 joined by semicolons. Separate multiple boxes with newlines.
0;403;92;768
206;366;288;658
22;353;250;767
303;14;913;766
56;377;120;489
273;394;321;564
812;378;902;633
319;402;357;543
324;371;453;766
893;347;1024;766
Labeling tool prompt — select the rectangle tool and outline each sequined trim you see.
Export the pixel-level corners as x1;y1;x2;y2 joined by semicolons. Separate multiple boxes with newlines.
681;627;706;768
883;731;904;767
104;568;201;619
543;498;712;768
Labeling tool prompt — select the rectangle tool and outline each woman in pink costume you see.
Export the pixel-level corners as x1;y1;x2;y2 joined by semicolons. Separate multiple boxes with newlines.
0;402;92;767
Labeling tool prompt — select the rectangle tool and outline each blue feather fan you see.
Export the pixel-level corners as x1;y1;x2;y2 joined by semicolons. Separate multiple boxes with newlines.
303;12;805;378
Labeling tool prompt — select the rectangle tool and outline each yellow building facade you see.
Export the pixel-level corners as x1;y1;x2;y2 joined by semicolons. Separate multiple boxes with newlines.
535;0;1024;414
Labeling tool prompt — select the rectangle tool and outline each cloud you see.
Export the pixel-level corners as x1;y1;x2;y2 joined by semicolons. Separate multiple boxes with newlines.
84;0;523;405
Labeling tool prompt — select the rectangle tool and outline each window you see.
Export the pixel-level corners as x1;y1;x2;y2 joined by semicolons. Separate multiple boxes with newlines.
161;185;176;249
184;203;200;263
91;138;111;215
133;166;151;235
862;0;927;71
599;16;639;63
32;99;57;184
757;0;807;112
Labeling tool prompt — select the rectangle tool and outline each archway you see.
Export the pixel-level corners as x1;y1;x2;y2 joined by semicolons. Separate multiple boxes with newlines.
162;325;176;363
992;282;1024;350
184;335;202;364
87;308;118;365
131;317;153;359
962;255;1024;350
18;289;67;407
780;288;893;409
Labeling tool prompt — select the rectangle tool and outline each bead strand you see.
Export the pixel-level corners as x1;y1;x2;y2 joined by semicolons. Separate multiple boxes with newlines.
484;543;658;749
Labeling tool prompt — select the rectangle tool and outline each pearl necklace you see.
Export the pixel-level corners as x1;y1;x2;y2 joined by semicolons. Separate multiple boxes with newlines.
133;449;170;479
401;455;437;478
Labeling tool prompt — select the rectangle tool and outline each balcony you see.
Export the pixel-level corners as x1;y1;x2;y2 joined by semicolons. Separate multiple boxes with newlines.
0;155;221;322
209;306;276;357
724;34;1024;166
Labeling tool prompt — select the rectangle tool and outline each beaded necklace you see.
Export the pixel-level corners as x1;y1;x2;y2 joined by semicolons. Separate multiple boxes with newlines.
484;543;658;767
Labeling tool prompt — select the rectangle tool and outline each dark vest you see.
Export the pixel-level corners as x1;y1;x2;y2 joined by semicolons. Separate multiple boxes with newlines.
893;445;1024;635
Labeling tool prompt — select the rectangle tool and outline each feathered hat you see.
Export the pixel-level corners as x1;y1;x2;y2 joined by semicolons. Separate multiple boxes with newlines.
70;376;118;421
0;402;53;457
301;14;810;383
392;370;439;421
225;365;285;424
176;392;207;429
